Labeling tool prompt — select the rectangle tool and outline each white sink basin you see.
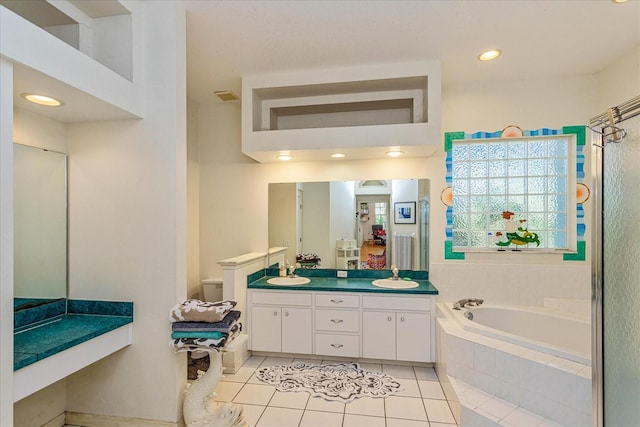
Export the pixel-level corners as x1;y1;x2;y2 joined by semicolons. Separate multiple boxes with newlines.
266;277;311;286
372;279;419;289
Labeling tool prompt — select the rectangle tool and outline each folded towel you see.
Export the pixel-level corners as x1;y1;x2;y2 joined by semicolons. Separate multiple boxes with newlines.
170;323;242;352
171;311;240;332
171;331;225;339
169;299;237;323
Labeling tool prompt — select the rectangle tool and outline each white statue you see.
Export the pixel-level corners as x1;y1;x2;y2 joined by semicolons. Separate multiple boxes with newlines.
183;350;246;427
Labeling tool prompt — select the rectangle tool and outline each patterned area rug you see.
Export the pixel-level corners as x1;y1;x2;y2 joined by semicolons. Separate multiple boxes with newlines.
255;362;403;402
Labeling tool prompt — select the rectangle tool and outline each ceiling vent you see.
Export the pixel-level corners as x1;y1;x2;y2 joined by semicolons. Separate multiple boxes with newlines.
214;90;240;102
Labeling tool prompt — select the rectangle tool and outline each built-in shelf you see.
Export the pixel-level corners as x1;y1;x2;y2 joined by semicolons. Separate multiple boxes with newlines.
241;61;441;162
1;2;142;123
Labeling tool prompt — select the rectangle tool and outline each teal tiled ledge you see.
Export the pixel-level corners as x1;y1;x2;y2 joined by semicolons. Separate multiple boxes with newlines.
14;299;133;371
248;268;438;295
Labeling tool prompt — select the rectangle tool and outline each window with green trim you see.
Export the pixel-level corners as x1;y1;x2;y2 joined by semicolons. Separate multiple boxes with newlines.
451;134;577;251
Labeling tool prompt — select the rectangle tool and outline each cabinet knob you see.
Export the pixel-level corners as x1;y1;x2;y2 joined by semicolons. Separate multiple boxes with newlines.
273;311;278;316
330;299;343;304
400;317;405;322
387;316;392;322
284;312;289;317
331;344;344;349
331;319;343;324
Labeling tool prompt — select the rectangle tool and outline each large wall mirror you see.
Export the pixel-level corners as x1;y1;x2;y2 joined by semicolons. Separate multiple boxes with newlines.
14;143;67;309
269;179;429;271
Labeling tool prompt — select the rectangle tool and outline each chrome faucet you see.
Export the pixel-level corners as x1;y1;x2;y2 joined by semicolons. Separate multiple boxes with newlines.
390;265;400;280
453;298;484;310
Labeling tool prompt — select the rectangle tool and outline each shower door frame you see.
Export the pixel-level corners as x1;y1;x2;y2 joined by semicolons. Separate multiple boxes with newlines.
590;95;640;427
591;133;604;427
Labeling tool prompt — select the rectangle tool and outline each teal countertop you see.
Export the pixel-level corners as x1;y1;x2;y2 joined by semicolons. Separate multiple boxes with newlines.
14;300;133;371
248;276;438;295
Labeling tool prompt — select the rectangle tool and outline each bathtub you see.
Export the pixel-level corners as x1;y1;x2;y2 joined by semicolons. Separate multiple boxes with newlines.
437;301;592;426
452;304;591;365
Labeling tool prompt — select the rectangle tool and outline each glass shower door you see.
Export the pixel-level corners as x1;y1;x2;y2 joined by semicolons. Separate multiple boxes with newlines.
599;113;640;426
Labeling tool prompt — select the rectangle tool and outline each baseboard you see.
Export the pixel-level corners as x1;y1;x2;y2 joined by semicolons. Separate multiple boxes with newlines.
42;412;65;427
65;412;185;427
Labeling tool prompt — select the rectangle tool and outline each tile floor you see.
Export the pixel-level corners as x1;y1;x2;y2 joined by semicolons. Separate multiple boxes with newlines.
214;355;459;427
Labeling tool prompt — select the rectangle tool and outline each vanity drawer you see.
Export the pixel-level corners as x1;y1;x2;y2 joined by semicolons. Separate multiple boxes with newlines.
315;333;359;358
250;291;312;306
315;293;360;308
315;309;359;332
362;295;431;312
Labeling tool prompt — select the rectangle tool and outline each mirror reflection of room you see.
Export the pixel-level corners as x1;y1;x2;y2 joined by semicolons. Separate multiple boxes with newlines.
13;143;67;310
268;179;429;271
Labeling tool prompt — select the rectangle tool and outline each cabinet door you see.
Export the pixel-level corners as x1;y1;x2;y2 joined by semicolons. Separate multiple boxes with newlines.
396;312;431;362
251;306;281;352
282;307;312;354
362;311;396;360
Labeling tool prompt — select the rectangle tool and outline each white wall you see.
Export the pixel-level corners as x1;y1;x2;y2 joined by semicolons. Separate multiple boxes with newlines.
596;45;640;112
197;59;640;305
61;2;188;423
302;182;330;265
329;181;355;266
269;182;298;265
187;101;201;299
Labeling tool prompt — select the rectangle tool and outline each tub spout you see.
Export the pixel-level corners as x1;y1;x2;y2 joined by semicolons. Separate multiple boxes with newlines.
453;298;484;310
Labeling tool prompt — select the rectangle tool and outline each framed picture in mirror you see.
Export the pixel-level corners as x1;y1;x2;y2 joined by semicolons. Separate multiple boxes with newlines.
394;202;416;224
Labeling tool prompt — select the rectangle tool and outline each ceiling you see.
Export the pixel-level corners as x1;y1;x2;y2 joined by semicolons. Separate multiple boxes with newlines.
184;0;640;105
8;1;639;122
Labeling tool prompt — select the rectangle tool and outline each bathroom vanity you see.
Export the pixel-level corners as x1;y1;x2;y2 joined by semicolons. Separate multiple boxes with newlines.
13;299;133;401
247;274;438;363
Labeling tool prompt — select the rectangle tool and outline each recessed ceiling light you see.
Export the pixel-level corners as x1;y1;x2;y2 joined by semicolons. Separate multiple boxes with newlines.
611;0;629;3
478;49;502;61
330;153;346;158
276;154;293;161
386;150;404;158
21;93;63;107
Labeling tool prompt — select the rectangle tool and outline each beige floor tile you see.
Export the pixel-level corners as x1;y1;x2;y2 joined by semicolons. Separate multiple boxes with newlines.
344;396;385;417
221;366;257;383
305;396;346;413
242;355;266;368
213;381;244;402
268;390;310;409
358;362;383;372
418;380;445;399
238;403;266;427
386;418;430;427
343;414;386;427
233;383;276;406
385;396;428;421
413;366;439;381
247;372;266;385
259;356;294;367
395;378;422;398
293;357;323;365
299;410;344;427
429;423;458;427
255;407;303;427
383;364;417;379
423;398;456;424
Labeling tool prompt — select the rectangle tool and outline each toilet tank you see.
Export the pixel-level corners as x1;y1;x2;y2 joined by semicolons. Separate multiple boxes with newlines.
202;278;223;302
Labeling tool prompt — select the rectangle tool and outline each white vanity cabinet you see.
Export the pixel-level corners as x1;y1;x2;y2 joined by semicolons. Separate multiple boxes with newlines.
362;295;434;363
248;291;313;354
247;288;436;363
314;293;361;358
